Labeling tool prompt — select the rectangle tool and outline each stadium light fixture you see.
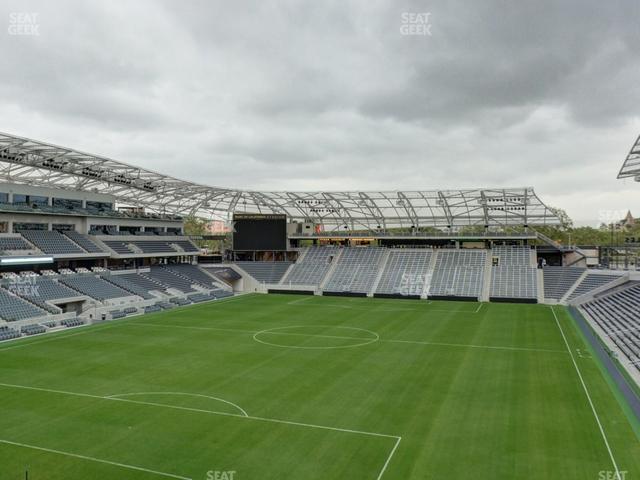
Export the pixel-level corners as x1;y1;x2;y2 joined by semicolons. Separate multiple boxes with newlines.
0;256;54;265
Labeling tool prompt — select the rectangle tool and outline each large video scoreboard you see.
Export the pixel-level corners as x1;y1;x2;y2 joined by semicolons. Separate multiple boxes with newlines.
232;213;287;251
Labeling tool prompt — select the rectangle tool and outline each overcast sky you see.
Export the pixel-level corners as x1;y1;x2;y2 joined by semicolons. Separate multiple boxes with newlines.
1;0;639;225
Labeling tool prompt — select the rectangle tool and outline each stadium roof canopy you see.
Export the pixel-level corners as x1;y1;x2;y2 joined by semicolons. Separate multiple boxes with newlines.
618;134;640;180
0;132;561;230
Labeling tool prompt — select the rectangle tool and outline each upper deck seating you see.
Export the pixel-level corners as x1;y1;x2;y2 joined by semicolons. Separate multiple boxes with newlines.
63;231;105;253
20;230;85;255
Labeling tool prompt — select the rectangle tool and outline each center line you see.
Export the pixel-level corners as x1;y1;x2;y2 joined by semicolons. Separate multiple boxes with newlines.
125;322;565;353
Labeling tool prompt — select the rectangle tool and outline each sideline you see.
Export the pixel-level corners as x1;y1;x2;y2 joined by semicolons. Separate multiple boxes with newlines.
569;307;640;439
550;306;622;480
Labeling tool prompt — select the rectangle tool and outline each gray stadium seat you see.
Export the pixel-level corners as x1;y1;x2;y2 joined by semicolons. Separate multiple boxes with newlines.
235;262;292;284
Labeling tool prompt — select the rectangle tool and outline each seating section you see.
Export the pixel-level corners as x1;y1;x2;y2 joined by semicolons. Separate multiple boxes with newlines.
15;278;82;312
63;231;105;253
0;289;46;321
282;247;339;286
141;266;197;293
116;273;166;293
21;324;46;335
62;318;84;327
60;275;132;301
0;264;235;341
210;289;233;299
101;238;198;255
103;274;155;299
543;267;586;300
205;267;242;286
429;249;487;299
324;248;386;294
171;297;191;306
236;262;292;284
162;264;220;288
0;236;34;252
20;230;85;255
144;305;162;314
490;246;537;300
132;241;179;254
491;267;537;299
582;283;640;373
567;273;623;301
173;240;199;253
188;292;211;303
0;325;21;341
103;241;135;254
375;250;432;296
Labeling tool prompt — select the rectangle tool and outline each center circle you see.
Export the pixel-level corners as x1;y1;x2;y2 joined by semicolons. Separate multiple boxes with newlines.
253;325;380;349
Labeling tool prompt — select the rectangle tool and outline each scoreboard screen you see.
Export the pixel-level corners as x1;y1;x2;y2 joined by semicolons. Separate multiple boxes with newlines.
232;213;287;251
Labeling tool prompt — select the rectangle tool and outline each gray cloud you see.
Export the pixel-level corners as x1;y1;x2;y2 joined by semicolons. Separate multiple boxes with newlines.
0;0;638;225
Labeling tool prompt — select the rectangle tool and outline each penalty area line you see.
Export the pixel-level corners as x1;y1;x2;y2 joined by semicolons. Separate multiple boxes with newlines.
0;438;191;480
0;380;401;479
0;379;400;435
376;436;401;480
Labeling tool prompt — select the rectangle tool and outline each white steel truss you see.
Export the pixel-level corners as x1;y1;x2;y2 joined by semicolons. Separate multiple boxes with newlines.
0;132;560;230
618;134;640;180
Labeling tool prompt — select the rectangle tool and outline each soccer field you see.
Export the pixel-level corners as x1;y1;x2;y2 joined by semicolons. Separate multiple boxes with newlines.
0;294;639;480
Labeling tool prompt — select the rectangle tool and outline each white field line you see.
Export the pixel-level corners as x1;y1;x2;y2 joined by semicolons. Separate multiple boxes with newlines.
319;304;419;312
376;436;401;480
0;438;191;480
125;321;567;354
130;322;252;334
0;383;402;480
105;392;249;417
550;306;622;480
253;325;379;342
286;296;314;305
319;303;481;314
384;338;566;354
253;326;380;350
0;380;401;460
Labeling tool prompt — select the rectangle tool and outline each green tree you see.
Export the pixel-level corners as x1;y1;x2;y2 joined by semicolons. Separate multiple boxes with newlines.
183;215;224;252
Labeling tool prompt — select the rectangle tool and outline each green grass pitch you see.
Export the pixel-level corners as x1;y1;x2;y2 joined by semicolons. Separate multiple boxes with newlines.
0;294;639;479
